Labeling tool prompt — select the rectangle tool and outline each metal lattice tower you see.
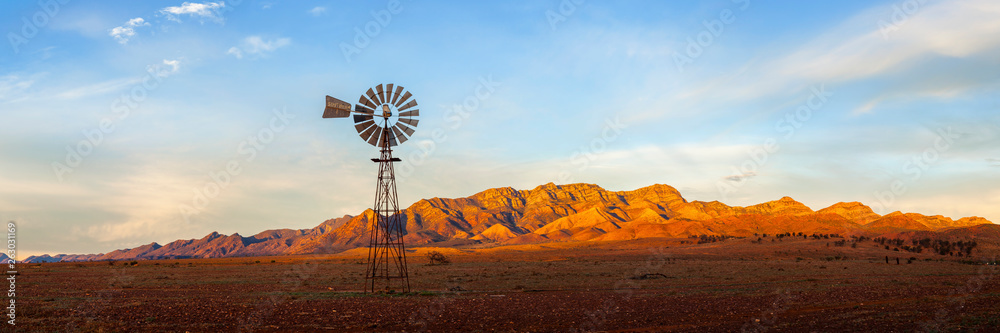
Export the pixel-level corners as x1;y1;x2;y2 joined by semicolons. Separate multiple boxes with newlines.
322;84;418;293
365;117;410;293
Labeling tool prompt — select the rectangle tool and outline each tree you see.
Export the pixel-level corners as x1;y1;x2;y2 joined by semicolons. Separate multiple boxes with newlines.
426;251;450;265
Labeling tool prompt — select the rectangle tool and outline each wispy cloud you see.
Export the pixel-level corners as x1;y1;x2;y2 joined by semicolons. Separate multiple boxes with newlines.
57;77;140;100
57;60;180;99
630;0;1000;123
0;75;36;102
801;4;991;72
70;160;206;243
227;36;291;59
308;6;326;16
739;0;1000;99
724;172;756;182
160;2;225;23
160;59;181;74
109;17;149;44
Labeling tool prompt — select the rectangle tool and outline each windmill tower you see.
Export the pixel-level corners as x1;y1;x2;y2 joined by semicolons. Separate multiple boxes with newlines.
323;84;418;293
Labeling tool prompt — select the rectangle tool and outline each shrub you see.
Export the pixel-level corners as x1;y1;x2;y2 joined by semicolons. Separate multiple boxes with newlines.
427;251;450;265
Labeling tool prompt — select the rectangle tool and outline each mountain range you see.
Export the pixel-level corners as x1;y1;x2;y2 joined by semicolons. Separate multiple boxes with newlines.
26;183;998;263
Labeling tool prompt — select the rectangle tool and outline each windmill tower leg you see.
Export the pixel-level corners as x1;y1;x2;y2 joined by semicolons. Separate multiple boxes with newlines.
364;121;410;293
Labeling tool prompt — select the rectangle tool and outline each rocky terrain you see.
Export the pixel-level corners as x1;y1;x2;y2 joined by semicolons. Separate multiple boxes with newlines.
27;183;998;263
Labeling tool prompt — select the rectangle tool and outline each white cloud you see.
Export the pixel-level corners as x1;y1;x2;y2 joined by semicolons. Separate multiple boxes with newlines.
0;75;35;101
780;1;1000;81
71;161;205;243
57;77;140;100
147;59;182;80
57;60;179;99
161;59;181;74
108;17;149;44
160;2;225;23
226;47;243;59
245;36;291;53
309;6;327;16
227;36;291;59
628;0;1000;122
852;98;881;115
735;0;1000;100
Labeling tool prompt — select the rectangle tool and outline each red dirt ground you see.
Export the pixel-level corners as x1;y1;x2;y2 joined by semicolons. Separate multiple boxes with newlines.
17;237;1000;332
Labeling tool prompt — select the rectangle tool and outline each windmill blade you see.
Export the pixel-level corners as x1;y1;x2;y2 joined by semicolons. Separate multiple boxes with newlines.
376;84;386;105
398;99;418;112
354;119;375;133
354;104;374;114
394;91;412;107
391;126;408;144
359;124;378;142
397;117;419;128
394;122;416;136
367;126;382;146
359;94;377;110
398;109;419;117
365;88;380;106
391;86;404;105
323;96;352;118
385;84;394;104
353;114;373;124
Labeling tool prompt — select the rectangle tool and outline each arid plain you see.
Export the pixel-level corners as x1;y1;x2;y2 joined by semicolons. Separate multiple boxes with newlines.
21;237;1000;332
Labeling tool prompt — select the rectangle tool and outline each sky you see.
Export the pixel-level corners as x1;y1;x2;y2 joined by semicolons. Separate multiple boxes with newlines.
2;0;998;257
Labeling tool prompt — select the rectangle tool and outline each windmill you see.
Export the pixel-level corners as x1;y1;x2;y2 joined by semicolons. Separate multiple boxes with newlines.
323;83;418;293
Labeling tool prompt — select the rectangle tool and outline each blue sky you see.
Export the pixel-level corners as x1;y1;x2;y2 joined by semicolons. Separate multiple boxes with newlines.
2;0;998;257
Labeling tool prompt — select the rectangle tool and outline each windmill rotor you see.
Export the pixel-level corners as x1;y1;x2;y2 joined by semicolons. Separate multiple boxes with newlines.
324;84;420;147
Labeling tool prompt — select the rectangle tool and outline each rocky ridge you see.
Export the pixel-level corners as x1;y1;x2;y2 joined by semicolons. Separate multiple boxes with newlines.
26;183;996;262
